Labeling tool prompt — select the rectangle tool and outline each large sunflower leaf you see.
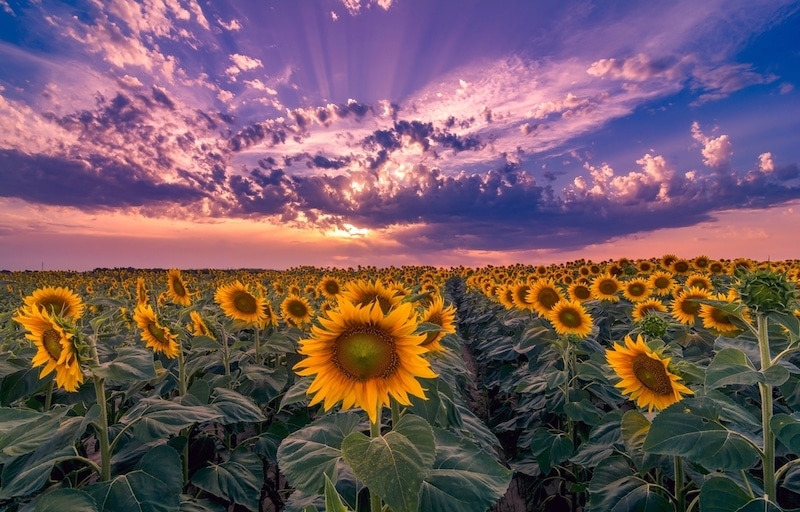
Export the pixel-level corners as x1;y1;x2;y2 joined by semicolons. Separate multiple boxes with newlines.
705;348;762;390
23;488;98;512
86;444;182;512
341;413;435;512
417;427;512;512
209;387;267;424
323;473;352;512
91;346;158;382
277;411;363;494
120;398;222;442
771;413;800;454
529;427;573;474
698;477;751;512
585;456;648;512
190;446;263;512
619;410;662;475
0;406;68;458
643;399;759;471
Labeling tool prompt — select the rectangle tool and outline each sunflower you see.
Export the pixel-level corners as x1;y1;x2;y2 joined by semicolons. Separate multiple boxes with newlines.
661;254;678;269
294;300;437;424
214;281;266;324
606;334;693;412
591;274;621;302
133;304;180;358
637;260;655;273
136;277;149;306
670;287;712;325
281;294;315;327
631;299;668;322
649;271;677;297
511;282;535;311
685;273;713;291
568;283;593;303
418;295;457;352
260;301;279;329
622;278;652;302
708;261;727;275
340;279;403;314
699;291;746;333
13;307;84;392
547;300;593;338
527;278;564;316
670;259;692;275
318;276;342;300
497;285;517;310
692;255;711;271
166;269;192;307
23;286;85;320
188;310;212;337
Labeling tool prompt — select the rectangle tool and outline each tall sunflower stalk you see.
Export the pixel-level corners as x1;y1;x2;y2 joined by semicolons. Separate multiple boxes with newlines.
86;329;112;481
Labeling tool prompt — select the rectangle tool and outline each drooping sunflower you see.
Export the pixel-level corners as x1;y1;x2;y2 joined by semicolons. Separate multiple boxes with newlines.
188;310;212;337
631;298;668;322
294;300;437;424
670;287;712;325
547;300;593;338
23;286;85;320
699;290;747;333
133;304;180;358
606;334;693;412
649;271;677;297
166;269;193;307
591;274;621;302
13;307;84;392
527;278;565;316
281;294;315;327
259;301;279;329
215;281;266;324
417;295;457;352
340;279;403;314
318;275;342;300
622;278;652;303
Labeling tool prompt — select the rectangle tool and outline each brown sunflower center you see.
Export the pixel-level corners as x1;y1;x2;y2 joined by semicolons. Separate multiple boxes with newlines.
573;285;592;300
323;281;340;295
233;291;258;314
42;328;63;361
287;300;309;318
673;261;690;273
537;288;561;309
631;354;672;395
334;328;397;381
427;312;443;326
171;277;187;297
710;307;734;325
679;296;703;315
146;321;169;345
627;283;647;297
514;286;532;304
597;280;618;295
40;299;69;316
557;308;582;328
653;277;671;289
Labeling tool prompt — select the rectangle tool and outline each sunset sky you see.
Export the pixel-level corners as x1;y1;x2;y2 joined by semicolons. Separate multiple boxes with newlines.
1;0;799;271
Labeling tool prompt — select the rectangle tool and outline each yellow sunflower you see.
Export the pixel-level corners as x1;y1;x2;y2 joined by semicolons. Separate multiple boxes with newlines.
281;294;315;327
631;299;668;322
318;276;342;300
699;290;747;333
708;261;727;275
188;310;212;337
259;301;279;329
527;278;565;316
591;274;621;302
133;304;180;358
497;285;517;310
670;287;712;325
136;277;149;306
340;279;403;314
166;269;193;307
670;259;692;275
606;334;693;412
417;295;457;352
511;282;535;311
622;278;652;302
567;283;593;303
214;281;266;324
648;271;677;297
294;300;437;424
547;300;593;338
23;286;85;320
685;273;713;291
13;307;84;392
692;255;711;271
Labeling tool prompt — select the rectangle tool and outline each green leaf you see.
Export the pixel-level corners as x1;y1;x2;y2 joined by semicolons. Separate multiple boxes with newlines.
31;488;98;512
643;399;759;471
0;447;73;500
737;498;784;512
764;365;791;387
609;484;673;512
705;348;762;390
121;399;222;442
0;407;41;435
190;336;221;351
323;473;351;512
698;477;751;512
515;319;558;353
190;446;264;512
529;428;573;474
0;406;68;458
418;427;512;512
178;495;226;512
279;377;311;411
86;444;182;512
91;346;158;382
341;414;435;512
586;456;646;512
277;412;363;493
209;387;267;424
771;413;800;454
564;400;603;425
620;410;660;475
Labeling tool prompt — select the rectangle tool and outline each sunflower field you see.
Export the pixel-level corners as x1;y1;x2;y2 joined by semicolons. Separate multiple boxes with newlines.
1;256;799;512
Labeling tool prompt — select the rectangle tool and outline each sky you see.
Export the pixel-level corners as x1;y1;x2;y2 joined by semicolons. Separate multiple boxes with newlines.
1;0;800;271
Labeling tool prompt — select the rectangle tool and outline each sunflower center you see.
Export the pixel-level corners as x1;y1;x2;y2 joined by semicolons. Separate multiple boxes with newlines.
628;283;647;297
558;308;582;328
679;296;703;315
710;307;734;325
40;299;68;316
673;261;690;273
427;312;443;326
537;288;561;309
631;354;672;395
653;277;671;289
42;328;63;361
598;280;618;295
288;300;308;317
233;291;258;314
515;286;532;304
335;328;397;381
324;281;340;295
171;278;187;297
573;286;591;300
146;321;169;345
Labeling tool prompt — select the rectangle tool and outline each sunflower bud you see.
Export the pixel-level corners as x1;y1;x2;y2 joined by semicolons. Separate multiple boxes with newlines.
639;314;669;339
736;269;799;315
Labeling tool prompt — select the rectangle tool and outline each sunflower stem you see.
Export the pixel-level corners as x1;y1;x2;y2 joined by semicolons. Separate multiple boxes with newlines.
391;398;402;428
178;340;189;486
756;314;777;502
87;333;111;481
370;415;382;512
44;378;54;411
221;326;231;386
254;325;261;366
674;456;685;512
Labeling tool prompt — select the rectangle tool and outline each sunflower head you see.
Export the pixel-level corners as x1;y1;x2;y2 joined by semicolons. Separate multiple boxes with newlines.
736;269;799;316
188;310;212;337
215;281;266;325
547;299;593;338
418;295;457;352
23;286;85;320
281;294;315;328
133;304;180;358
166;269;193;307
606;334;693;412
637;312;669;339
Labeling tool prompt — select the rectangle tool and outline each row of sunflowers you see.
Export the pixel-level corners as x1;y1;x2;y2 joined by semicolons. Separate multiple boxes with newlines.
0;255;799;511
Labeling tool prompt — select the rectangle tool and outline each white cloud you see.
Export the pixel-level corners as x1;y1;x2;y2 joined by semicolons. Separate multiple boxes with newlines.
758;152;774;174
691;121;733;169
219;18;242;31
